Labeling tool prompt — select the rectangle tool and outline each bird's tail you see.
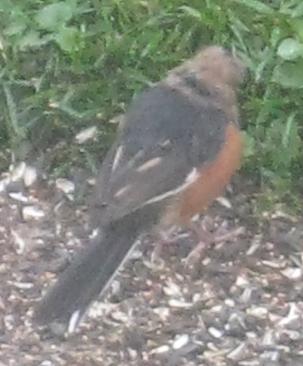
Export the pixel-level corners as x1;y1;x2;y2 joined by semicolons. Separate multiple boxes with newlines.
34;213;146;329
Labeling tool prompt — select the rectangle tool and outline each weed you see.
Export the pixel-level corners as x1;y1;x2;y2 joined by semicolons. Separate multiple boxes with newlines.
0;0;302;198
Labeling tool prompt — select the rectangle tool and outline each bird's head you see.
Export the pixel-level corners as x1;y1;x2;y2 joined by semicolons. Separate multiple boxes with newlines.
189;45;246;88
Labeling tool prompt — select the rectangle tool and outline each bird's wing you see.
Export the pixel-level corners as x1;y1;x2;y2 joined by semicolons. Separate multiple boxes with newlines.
93;82;228;224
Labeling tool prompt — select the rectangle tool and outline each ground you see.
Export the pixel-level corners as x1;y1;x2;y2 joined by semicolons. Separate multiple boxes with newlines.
1;163;303;366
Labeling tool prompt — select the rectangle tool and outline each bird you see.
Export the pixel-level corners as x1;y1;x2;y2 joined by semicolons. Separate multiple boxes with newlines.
35;45;246;331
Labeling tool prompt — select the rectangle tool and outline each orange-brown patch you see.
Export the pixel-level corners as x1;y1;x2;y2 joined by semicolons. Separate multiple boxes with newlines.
176;122;243;224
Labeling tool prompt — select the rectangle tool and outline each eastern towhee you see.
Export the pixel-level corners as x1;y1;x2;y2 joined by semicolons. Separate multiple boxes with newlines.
35;46;246;331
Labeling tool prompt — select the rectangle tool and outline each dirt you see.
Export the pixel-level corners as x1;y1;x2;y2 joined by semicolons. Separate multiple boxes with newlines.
1;168;303;366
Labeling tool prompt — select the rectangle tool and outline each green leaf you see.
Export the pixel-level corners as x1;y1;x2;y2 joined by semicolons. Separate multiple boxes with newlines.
54;26;79;53
179;6;202;20
282;113;297;148
4;21;26;36
0;0;12;12
35;2;75;30
270;27;283;48
232;0;274;14
292;19;303;42
272;59;303;88
243;131;255;158
291;3;303;18
18;31;49;50
277;38;303;60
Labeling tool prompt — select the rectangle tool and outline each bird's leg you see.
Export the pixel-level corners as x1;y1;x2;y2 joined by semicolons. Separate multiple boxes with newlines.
213;224;245;244
151;226;179;265
184;217;213;267
185;216;244;267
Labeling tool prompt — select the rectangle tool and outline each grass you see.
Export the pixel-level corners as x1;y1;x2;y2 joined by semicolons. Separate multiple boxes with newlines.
0;0;303;201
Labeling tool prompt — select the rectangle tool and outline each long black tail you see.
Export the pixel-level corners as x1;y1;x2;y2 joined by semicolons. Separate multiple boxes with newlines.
35;214;144;328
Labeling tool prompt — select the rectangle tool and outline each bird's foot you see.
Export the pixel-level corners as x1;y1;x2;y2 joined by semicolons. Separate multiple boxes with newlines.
184;218;244;268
